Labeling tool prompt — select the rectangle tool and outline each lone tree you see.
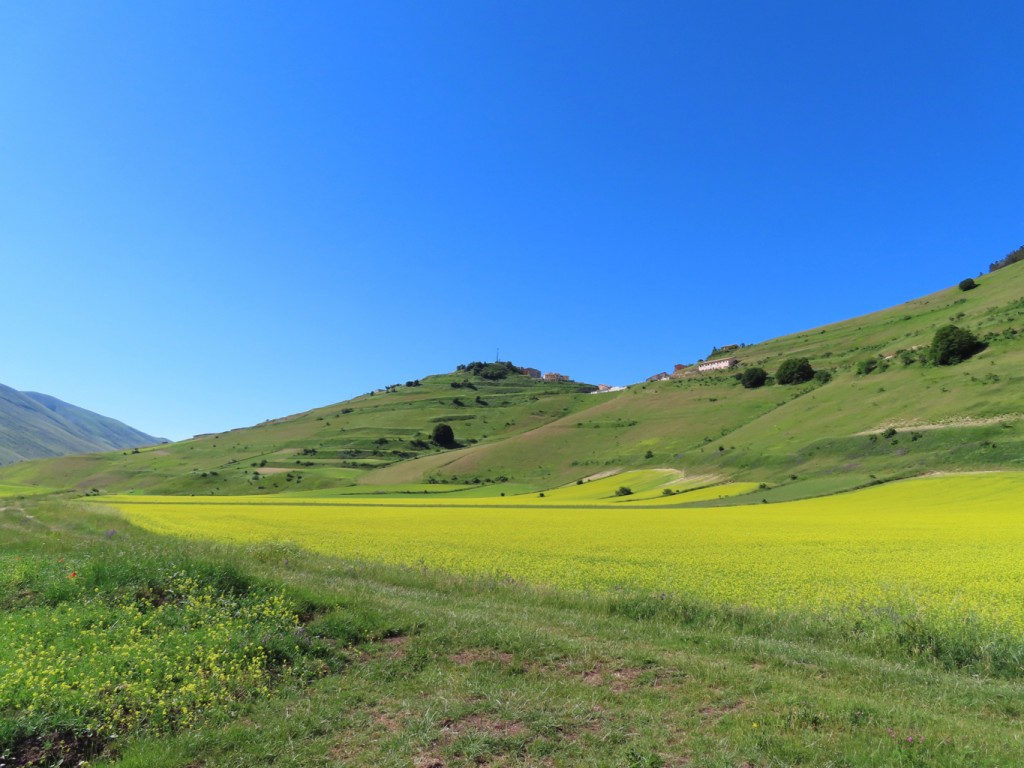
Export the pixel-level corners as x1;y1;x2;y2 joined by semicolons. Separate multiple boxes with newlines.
776;357;815;385
740;366;767;389
431;423;456;448
958;277;978;291
931;324;982;366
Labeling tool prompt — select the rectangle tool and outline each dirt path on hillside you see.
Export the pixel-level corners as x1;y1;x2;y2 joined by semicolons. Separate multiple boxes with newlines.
855;414;1023;436
581;468;697;484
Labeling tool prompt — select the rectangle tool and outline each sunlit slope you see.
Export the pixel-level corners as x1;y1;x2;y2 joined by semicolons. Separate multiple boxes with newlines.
0;374;598;495
100;472;1024;635
363;382;795;487
369;262;1024;492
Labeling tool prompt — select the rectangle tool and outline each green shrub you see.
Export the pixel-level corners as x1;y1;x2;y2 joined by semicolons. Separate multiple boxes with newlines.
740;366;767;389
431;423;456;448
958;277;977;291
856;358;878;375
930;324;983;366
776;357;815;385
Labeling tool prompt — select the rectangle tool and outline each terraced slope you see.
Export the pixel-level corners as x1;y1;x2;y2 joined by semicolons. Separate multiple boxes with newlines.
0;374;597;495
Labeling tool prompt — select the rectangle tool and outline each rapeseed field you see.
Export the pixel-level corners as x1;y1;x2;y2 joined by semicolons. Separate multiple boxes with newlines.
102;472;1024;636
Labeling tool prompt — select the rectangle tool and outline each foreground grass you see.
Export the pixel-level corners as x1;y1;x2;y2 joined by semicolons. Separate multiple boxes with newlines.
2;500;1024;766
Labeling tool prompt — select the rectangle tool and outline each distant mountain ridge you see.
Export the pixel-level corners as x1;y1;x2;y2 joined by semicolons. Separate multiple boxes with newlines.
0;384;163;464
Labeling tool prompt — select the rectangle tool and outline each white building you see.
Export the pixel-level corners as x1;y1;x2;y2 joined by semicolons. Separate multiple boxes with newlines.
696;357;739;373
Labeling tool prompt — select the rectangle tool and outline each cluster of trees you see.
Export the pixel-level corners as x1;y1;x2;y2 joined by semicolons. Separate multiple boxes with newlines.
739;367;767;389
776;358;816;385
931;325;983;365
740;319;983;389
739;358;818;389
989;245;1024;273
707;343;744;358
856;325;982;371
457;361;520;380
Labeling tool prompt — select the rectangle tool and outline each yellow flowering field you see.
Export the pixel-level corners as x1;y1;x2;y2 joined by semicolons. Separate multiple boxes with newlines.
101;472;1024;635
0;573;298;739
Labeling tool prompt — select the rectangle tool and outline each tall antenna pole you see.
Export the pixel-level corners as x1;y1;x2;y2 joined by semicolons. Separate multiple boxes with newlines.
496;347;500;362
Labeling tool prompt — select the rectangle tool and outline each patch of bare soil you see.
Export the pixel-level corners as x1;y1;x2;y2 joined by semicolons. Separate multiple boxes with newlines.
698;699;746;720
581;469;622;481
6;730;105;767
449;649;515;666
372;710;406;731
438;715;527;742
579;664;646;692
609;668;644;692
855;414;1022;435
381;635;410;659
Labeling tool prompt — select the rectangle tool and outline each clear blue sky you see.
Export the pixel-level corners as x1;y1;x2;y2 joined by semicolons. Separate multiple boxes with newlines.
2;2;1021;441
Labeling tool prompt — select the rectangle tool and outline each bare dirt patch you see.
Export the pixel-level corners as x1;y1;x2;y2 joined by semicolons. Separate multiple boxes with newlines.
609;667;644;692
381;635;410;659
699;700;746;720
414;754;446;768
578;664;646;692
373;710;406;731
7;730;105;767
450;649;515;666
438;714;528;743
581;469;623;481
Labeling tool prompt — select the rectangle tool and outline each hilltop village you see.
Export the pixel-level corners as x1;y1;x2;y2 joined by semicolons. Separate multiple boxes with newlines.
515;342;747;392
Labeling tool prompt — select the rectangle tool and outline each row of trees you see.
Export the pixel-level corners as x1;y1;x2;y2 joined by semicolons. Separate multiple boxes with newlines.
456;361;520;380
989;245;1024;273
739;357;817;389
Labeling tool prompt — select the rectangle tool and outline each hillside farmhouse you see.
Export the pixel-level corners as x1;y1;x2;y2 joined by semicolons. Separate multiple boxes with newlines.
591;384;626;394
697;357;739;373
543;372;570;382
521;367;542;378
646;372;670;383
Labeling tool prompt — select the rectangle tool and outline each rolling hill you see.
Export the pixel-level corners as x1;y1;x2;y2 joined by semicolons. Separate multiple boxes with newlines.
1;261;1021;498
0;385;165;464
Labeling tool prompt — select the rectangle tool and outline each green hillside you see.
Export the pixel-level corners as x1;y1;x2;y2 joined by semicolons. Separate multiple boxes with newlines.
366;261;1024;497
2;262;1022;498
0;371;599;496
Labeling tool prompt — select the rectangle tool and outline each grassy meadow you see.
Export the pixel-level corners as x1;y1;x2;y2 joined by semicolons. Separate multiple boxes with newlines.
3;495;1024;767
